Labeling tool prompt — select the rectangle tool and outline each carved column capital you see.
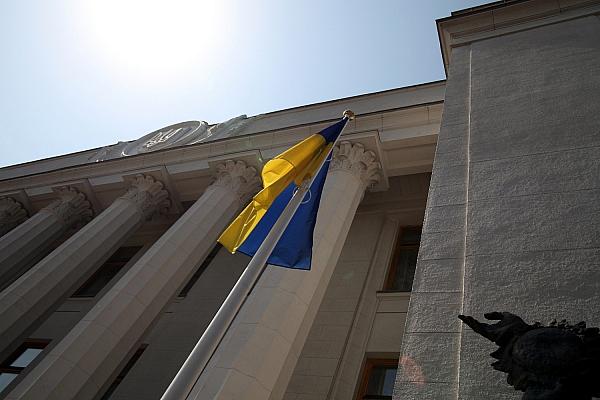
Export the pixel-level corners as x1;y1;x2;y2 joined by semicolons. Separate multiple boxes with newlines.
43;187;93;228
120;174;171;219
0;197;28;236
211;160;261;204
331;141;381;188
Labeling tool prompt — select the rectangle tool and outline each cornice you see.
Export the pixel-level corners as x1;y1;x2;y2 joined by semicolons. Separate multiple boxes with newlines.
0;82;445;182
0;92;444;213
437;0;600;73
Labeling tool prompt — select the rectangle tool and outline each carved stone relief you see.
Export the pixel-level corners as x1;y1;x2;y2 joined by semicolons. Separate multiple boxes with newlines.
89;115;252;162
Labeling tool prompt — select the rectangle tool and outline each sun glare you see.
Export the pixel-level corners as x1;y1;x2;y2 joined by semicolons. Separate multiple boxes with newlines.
80;0;229;81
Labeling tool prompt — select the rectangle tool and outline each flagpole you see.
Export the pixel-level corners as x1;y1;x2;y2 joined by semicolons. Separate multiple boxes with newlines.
160;110;355;400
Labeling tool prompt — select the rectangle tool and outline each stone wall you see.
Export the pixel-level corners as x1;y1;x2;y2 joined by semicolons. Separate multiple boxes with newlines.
396;14;600;400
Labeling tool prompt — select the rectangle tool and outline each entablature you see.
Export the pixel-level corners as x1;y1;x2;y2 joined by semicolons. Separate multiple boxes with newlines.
0;83;444;216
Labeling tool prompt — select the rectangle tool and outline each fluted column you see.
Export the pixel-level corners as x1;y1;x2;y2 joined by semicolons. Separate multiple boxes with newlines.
188;141;380;400
5;161;260;400
0;197;28;237
0;175;169;361
0;188;92;291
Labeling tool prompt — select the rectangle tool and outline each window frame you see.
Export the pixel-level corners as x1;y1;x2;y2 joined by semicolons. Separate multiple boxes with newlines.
0;339;50;392
383;226;421;292
356;358;399;400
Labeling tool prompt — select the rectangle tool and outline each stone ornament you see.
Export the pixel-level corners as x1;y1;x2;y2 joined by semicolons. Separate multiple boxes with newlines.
42;187;93;228
89;115;252;162
0;197;28;236
459;312;600;400
211;160;261;204
120;174;171;219
331;141;380;187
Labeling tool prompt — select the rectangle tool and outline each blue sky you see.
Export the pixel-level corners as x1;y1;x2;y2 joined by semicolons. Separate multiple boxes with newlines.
0;0;487;167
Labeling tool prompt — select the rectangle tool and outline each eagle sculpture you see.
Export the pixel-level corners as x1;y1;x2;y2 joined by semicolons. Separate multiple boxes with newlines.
458;312;600;400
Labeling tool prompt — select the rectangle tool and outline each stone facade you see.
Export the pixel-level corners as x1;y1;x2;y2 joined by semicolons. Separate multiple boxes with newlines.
396;1;600;399
0;79;441;400
0;1;597;400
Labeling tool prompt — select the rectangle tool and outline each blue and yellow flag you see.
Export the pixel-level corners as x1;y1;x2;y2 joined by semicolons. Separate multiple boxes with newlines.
218;117;348;269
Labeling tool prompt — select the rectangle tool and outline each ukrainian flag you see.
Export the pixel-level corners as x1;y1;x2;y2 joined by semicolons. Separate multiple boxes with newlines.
218;117;348;269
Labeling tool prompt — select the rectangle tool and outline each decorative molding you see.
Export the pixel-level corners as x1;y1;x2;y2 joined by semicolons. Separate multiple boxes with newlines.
437;0;600;73
42;187;93;228
120;174;171;219
0;197;28;236
89;116;252;162
210;160;261;204
331;141;381;188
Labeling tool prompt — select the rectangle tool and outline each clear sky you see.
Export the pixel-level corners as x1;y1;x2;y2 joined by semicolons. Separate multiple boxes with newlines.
0;0;487;167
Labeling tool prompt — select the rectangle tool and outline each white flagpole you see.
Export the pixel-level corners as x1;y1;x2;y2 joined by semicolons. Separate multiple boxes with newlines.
160;110;354;400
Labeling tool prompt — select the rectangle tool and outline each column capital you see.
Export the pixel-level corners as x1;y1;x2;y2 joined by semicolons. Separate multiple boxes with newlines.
120;174;170;219
0;197;28;236
211;160;261;204
42;187;93;228
331;141;381;188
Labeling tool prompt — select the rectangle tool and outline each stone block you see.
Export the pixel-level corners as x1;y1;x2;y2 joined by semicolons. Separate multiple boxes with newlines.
469;146;600;200
292;356;339;378
285;374;333;396
301;339;346;359
462;249;600;327
466;190;600;254
419;231;464;260
457;330;519;400
397;333;459;384
412;258;463;293
432;138;468;161
425;183;466;207
405;292;462;333
367;312;406;353
422;204;465;234
394;381;458;400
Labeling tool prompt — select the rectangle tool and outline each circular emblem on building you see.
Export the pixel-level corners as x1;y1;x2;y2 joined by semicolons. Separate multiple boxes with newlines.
121;121;209;156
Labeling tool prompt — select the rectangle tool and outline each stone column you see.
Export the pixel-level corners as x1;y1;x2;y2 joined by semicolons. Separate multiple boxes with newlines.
4;161;260;400
188;141;380;400
0;197;28;237
0;188;92;291
0;175;169;361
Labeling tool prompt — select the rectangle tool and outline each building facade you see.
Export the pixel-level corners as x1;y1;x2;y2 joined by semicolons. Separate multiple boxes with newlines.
0;1;598;399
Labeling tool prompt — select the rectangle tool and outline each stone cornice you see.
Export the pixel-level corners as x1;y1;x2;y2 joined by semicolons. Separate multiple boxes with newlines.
0;84;445;185
437;0;600;73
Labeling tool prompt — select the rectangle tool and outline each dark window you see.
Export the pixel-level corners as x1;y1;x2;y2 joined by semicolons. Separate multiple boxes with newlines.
100;344;147;400
384;226;421;292
72;246;142;298
0;340;50;393
356;358;398;400
179;244;221;297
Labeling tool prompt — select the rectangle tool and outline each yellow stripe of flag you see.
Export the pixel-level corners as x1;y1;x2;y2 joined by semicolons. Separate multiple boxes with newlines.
219;133;328;253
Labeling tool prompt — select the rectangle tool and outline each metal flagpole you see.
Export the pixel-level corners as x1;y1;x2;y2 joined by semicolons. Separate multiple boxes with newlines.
160;110;354;400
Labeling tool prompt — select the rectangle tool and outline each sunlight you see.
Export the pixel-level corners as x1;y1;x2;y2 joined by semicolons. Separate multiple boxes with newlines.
79;0;230;81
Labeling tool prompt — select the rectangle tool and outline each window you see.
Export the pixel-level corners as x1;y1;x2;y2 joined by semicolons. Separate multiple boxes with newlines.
356;358;398;400
100;344;147;400
72;246;142;298
0;340;50;393
383;226;421;292
178;244;221;297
